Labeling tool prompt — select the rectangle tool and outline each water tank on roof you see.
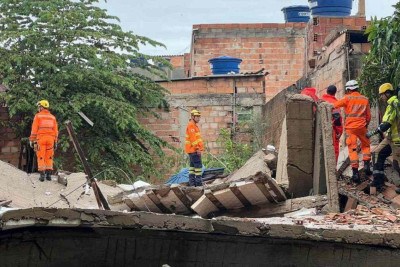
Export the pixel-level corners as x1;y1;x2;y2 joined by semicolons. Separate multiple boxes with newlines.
281;5;310;23
309;0;353;17
208;56;242;75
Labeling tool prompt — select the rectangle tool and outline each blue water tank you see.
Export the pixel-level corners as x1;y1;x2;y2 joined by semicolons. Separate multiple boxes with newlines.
309;0;352;17
281;5;310;23
208;56;242;75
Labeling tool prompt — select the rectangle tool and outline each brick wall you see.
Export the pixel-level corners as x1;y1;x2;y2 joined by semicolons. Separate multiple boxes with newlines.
190;23;306;99
168;55;185;69
0;106;20;166
307;16;368;64
150;75;266;155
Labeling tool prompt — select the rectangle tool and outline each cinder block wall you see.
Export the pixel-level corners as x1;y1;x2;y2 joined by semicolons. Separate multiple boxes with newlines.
190;23;306;99
0;106;20;166
147;76;266;155
307;16;368;63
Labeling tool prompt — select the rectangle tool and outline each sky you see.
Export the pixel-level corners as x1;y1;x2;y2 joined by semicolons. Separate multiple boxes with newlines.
98;0;399;55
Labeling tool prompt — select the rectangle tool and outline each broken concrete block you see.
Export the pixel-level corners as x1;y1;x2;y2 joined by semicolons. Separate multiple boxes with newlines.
227;150;271;182
318;102;340;212
276;95;314;198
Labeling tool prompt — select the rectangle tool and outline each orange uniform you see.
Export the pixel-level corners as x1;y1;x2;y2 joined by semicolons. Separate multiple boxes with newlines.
30;109;58;171
322;94;343;162
185;120;204;154
333;91;371;168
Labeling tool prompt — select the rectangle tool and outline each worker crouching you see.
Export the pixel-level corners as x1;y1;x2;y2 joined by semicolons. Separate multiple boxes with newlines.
185;109;204;187
29;100;59;182
333;80;372;184
367;83;400;192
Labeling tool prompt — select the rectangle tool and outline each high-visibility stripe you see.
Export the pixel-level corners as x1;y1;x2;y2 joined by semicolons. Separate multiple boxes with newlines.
347;114;364;118
347;96;368;100
373;170;384;174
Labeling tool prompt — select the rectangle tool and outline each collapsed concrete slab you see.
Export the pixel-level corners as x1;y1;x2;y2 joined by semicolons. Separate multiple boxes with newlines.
276;94;314;197
1;208;400;265
226;150;272;182
0;160;125;210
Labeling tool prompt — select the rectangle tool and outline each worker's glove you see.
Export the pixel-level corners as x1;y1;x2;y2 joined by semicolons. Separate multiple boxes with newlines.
29;141;33;148
54;142;58;150
366;129;380;138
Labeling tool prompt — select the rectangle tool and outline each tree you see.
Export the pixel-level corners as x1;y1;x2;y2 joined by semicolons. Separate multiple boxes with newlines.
360;3;400;103
0;0;171;181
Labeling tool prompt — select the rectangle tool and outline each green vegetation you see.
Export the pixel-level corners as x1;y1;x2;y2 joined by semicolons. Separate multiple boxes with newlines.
360;3;400;103
0;0;170;181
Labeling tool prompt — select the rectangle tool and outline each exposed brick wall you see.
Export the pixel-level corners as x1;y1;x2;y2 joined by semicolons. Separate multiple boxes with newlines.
0;106;20;166
152;75;266;155
190;23;306;100
307;16;368;63
168;55;185;69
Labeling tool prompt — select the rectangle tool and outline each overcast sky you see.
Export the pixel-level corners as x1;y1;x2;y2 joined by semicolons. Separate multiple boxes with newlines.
99;0;398;55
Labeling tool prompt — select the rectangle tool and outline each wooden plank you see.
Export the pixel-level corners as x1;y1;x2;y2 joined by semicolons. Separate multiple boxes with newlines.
263;176;287;202
122;198;140;211
247;181;275;205
191;195;219;218
204;190;226;211
344;197;358;211
229;184;252;207
212;195;328;218
157;189;190;214
213;188;244;209
124;192;161;213
319;103;340;212
170;184;193;210
145;189;170;213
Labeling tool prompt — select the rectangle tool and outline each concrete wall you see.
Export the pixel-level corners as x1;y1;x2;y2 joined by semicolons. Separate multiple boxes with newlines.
190;23;306;99
1;227;399;266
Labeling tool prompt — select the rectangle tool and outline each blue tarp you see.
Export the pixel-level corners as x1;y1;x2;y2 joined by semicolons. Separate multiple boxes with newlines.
165;166;205;184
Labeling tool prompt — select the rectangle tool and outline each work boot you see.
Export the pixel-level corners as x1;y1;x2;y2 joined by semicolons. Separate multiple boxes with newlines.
370;173;385;191
39;171;45;182
194;176;203;187
363;160;372;176
351;168;361;184
188;174;195;187
45;170;52;181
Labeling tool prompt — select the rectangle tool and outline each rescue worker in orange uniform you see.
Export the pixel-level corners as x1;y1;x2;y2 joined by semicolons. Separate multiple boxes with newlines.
185;109;204;187
334;80;371;184
29;100;58;182
322;85;343;162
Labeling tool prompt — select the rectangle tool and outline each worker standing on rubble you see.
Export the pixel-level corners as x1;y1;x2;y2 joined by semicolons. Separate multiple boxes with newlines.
185;109;204;187
29;100;58;182
322;85;343;162
333;80;371;184
367;83;400;191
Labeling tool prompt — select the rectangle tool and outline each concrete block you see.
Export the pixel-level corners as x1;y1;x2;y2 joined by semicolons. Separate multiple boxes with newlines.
287;101;313;120
318;102;340;212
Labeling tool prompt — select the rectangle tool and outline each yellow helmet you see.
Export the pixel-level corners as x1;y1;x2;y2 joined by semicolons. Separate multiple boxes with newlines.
378;83;394;94
37;100;50;108
190;109;201;116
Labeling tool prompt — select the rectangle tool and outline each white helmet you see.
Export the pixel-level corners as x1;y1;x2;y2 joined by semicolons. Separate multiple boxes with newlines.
345;80;359;91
